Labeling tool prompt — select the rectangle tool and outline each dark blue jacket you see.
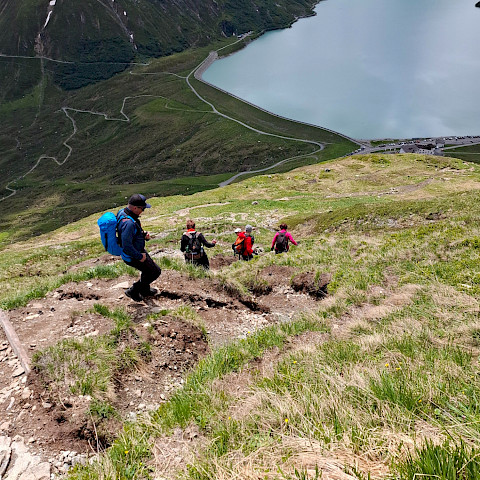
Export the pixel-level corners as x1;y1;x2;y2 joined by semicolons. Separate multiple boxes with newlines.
117;208;145;262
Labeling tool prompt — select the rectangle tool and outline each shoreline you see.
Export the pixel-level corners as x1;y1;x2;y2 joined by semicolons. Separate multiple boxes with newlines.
194;49;361;146
195;0;480;143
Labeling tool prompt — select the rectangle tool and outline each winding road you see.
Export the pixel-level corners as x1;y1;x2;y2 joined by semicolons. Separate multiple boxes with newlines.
0;36;355;201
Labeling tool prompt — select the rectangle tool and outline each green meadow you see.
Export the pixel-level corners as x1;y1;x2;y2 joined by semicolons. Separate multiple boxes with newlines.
0;39;355;244
2;152;480;479
444;144;480;164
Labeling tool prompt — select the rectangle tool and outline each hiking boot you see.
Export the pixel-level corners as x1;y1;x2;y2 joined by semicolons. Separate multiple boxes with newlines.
125;287;143;302
142;287;158;297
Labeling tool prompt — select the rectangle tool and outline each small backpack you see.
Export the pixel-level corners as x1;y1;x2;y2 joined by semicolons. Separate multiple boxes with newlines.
274;231;289;253
97;211;136;256
185;231;204;258
232;235;245;257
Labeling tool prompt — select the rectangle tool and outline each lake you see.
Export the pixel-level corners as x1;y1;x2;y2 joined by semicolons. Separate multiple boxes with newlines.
202;0;480;139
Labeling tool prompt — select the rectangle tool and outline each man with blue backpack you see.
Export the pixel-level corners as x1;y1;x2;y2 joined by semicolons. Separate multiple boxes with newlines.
116;194;161;301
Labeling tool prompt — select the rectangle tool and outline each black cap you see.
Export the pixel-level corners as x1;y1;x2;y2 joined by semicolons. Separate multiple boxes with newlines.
128;194;151;208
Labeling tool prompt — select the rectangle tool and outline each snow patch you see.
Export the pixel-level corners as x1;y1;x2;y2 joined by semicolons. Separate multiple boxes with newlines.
124;10;127;15
49;0;56;5
43;10;53;28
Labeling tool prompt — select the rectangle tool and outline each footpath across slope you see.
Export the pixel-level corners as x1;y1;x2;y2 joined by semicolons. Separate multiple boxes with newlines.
1;153;480;479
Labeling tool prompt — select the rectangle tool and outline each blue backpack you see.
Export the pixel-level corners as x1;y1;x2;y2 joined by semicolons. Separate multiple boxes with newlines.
97;212;124;256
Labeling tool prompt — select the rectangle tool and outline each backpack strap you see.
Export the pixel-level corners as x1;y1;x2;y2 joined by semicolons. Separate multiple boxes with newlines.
116;212;138;247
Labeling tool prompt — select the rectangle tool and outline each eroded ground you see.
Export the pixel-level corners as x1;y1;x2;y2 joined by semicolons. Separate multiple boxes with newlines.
0;254;325;476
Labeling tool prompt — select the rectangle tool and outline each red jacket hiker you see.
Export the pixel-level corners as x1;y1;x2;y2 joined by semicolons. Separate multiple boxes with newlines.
233;228;254;260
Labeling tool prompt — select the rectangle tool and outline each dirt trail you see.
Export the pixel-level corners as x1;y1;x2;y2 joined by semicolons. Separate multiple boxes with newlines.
0;255;325;477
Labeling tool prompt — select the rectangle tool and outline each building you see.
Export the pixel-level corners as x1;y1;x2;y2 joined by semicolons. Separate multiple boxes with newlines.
400;144;435;155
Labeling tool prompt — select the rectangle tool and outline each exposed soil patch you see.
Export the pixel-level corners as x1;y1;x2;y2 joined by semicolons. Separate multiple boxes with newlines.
153;425;204;479
209;254;237;270
0;263;326;473
258;265;296;288
1;314;209;468
291;272;331;298
113;317;208;414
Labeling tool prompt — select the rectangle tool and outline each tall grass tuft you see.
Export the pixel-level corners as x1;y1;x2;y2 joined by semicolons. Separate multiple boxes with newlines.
395;440;480;480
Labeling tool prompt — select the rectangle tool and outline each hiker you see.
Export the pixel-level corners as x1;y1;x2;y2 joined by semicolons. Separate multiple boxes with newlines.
271;223;297;254
180;219;217;269
232;225;255;260
243;224;255;260
117;194;161;302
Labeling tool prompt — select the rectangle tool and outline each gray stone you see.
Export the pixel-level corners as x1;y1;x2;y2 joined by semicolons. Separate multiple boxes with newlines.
0;422;11;432
0;446;12;477
12;367;25;378
6;398;15;411
21;389;31;401
18;462;51;480
71;455;87;467
0;436;48;480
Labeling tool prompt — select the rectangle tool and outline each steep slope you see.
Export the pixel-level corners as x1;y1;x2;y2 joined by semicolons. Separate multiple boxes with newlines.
1;153;480;479
0;0;317;97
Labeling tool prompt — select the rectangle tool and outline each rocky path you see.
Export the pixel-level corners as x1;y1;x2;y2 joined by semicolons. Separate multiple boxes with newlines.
0;256;326;478
0;435;51;480
0;337;55;480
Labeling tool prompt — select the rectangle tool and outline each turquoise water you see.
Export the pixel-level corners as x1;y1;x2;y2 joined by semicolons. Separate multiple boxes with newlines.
203;0;480;139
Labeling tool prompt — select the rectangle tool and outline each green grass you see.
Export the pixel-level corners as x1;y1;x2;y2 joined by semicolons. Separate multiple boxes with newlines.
444;143;480;164
2;152;480;479
32;304;135;397
395;440;480;480
165;285;480;479
66;315;330;480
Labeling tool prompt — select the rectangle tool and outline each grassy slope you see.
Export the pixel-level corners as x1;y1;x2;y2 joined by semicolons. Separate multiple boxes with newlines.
0;40;355;245
444;144;480;164
2;152;480;478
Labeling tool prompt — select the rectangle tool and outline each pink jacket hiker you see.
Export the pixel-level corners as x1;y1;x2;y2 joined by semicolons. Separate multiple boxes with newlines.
271;229;297;251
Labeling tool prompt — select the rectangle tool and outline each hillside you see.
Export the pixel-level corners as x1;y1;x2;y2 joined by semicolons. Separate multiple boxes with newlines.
0;39;355;245
0;0;317;98
1;152;480;479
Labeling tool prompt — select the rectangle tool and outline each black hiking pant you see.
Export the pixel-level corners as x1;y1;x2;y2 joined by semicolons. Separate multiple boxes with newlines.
185;253;210;269
125;252;161;294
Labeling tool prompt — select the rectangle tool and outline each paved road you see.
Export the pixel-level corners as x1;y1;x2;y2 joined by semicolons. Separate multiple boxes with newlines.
347;136;480;157
187;44;329;186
